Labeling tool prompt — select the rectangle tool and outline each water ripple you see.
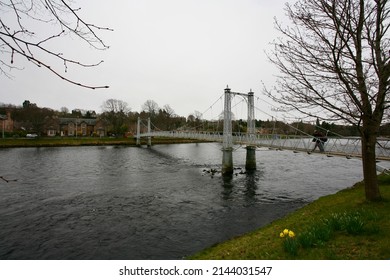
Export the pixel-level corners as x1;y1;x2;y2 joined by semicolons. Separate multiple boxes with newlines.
0;144;364;259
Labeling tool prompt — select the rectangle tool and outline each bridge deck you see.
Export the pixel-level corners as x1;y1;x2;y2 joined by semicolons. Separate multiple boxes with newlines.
265;146;390;161
139;131;390;161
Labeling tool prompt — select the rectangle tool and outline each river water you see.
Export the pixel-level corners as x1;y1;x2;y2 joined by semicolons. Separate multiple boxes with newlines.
0;143;377;259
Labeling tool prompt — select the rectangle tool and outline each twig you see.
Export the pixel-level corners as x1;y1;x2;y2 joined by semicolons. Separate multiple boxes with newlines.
0;176;18;183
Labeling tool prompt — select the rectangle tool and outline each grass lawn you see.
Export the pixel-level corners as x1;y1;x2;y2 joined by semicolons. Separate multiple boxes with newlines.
189;174;390;260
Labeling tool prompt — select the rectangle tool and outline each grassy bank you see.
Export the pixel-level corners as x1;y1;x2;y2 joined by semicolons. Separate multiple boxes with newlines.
190;174;390;260
0;137;205;148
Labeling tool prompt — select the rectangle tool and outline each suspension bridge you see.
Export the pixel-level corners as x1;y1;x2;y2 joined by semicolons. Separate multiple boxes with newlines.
136;87;390;175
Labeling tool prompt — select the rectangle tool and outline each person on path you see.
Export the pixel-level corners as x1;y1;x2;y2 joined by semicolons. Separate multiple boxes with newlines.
311;130;326;152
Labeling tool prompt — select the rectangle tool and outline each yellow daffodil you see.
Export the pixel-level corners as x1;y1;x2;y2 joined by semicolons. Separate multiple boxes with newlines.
279;228;296;239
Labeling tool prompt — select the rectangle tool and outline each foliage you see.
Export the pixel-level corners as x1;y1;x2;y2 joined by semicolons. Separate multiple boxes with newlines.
11;105;55;133
101;99;131;135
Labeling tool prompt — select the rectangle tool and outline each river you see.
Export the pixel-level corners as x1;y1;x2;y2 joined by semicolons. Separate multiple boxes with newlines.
0;143;376;259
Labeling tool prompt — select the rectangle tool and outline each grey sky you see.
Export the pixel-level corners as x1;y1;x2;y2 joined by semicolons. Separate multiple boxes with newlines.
1;0;291;121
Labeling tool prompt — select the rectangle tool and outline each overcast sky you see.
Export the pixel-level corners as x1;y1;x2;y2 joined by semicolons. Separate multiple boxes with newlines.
1;0;292;121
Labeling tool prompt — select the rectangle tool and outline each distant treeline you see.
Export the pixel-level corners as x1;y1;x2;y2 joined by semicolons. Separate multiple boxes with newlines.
1;101;389;137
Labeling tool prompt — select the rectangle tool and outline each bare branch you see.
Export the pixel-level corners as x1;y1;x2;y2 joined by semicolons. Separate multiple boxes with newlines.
266;0;389;126
0;0;112;88
266;0;390;200
0;176;17;183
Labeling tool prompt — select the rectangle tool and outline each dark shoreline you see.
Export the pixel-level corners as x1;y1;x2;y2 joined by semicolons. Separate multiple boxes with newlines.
0;137;208;148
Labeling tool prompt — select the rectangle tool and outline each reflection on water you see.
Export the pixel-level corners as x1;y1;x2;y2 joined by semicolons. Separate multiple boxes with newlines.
0;143;370;259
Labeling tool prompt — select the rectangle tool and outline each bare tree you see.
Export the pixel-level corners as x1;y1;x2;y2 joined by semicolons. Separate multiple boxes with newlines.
142;100;159;116
265;0;390;201
194;110;203;121
60;106;69;115
163;104;176;118
0;0;112;89
101;99;130;136
157;104;176;130
102;99;130;114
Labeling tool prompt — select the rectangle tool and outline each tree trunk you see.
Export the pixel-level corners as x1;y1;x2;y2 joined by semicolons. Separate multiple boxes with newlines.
361;128;382;201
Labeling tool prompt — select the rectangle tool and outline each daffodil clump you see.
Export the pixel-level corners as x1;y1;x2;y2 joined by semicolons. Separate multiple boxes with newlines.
279;228;295;238
279;228;298;256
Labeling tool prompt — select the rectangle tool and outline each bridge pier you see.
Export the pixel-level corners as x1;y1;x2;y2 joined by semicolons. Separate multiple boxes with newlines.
245;90;256;171
147;117;152;147
222;87;256;174
136;117;141;146
222;86;234;175
245;146;256;171
135;117;152;147
222;148;234;175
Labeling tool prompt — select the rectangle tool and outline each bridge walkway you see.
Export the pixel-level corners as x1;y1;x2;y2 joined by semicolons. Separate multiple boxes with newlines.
140;131;390;161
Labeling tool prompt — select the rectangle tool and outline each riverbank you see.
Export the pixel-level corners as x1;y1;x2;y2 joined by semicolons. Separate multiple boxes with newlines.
190;174;390;259
0;137;205;148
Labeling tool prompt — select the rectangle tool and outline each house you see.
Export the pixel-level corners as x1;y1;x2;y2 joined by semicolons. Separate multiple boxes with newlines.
1;103;108;137
0;111;14;133
58;117;106;137
44;116;59;137
42;116;107;137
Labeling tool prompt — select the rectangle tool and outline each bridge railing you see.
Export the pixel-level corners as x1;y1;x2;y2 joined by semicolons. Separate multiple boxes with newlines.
142;131;224;142
140;131;390;160
241;134;390;159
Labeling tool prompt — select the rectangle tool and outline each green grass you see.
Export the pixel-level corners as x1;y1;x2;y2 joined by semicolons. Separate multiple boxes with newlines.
189;174;390;260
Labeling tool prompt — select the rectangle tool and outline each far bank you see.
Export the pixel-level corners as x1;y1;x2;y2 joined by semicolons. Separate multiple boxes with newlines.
0;137;207;148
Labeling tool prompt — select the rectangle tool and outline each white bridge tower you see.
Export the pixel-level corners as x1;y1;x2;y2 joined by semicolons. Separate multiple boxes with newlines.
222;86;256;175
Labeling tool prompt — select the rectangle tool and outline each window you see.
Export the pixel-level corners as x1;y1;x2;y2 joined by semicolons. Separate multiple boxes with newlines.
68;123;74;136
47;130;56;137
81;123;87;136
